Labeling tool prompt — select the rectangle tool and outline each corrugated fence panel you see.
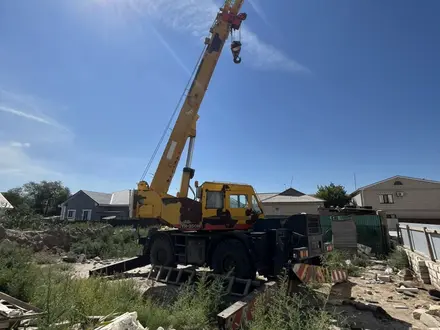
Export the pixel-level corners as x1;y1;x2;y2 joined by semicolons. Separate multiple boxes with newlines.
320;214;389;255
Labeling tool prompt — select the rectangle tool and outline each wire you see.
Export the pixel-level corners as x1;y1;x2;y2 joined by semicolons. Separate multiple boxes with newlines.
140;45;208;182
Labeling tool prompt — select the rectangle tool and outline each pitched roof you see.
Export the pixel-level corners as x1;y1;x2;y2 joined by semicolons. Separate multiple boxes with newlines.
62;189;131;206
82;190;112;205
352;175;440;194
0;192;13;209
257;188;324;204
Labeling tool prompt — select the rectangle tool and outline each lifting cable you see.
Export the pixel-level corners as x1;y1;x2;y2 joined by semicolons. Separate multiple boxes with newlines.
140;45;208;182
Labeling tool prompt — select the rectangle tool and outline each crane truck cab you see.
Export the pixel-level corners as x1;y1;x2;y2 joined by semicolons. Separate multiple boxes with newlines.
132;181;265;231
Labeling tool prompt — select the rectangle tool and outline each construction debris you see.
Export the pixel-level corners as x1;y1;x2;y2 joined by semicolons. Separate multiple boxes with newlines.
396;286;419;294
420;312;440;328
0;292;43;329
413;309;427;320
94;312;144;330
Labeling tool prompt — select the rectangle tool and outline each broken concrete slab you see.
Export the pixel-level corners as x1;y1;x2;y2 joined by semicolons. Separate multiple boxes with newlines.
420;312;440;328
394;305;409;310
413;308;428;320
428;305;440;317
377;275;391;282
396;287;419;294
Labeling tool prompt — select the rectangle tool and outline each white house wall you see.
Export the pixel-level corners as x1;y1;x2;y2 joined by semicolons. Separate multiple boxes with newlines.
261;202;323;216
361;177;440;219
352;193;363;207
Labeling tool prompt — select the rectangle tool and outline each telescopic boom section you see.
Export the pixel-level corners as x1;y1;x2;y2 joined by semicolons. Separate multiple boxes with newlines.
147;0;246;197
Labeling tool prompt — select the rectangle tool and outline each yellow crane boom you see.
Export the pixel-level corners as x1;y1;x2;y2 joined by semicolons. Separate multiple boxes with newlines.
149;0;246;197
133;1;255;231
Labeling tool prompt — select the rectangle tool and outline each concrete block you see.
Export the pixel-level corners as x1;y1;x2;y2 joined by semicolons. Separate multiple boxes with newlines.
413;309;427;320
420;313;440;328
428;305;440;317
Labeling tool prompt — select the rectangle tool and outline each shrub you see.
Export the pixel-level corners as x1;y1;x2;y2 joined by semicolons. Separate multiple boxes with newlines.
245;275;335;330
388;248;409;270
321;249;365;277
31;272;167;328
0;240;38;301
69;227;140;259
169;273;226;329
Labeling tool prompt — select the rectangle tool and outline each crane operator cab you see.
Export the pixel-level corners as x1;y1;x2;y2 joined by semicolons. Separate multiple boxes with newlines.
192;181;265;231
132;180;265;232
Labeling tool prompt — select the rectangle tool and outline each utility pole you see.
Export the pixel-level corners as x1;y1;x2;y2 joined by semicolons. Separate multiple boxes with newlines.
353;173;357;190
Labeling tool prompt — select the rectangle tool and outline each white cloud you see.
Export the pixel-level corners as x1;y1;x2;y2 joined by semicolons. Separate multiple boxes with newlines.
9;141;31;148
87;0;309;73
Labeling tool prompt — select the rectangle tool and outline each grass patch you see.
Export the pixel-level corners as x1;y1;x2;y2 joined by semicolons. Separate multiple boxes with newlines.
321;249;367;277
388;248;409;270
34;252;58;265
69;227;141;259
244;275;335;330
0;240;39;301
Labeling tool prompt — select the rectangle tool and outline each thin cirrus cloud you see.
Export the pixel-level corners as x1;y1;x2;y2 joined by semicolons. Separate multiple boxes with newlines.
0;105;56;127
89;0;310;74
0;89;72;133
9;141;31;148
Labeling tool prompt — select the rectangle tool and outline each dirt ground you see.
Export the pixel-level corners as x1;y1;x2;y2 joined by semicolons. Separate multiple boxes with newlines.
323;263;440;329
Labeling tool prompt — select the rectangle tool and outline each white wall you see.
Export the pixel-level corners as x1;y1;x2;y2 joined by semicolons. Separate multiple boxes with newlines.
352;193;363;207
362;177;440;219
261;202;323;216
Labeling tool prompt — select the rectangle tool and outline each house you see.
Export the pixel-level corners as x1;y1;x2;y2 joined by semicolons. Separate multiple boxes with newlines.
351;175;440;222
257;188;325;216
0;192;13;209
60;189;131;221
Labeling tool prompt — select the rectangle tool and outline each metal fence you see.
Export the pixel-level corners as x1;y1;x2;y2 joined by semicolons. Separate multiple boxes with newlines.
320;214;390;255
397;224;440;261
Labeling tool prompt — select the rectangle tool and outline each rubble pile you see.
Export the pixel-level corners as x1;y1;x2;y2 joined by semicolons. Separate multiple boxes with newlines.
0;224;112;252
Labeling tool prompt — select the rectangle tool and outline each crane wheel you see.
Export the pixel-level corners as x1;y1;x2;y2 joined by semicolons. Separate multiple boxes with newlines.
211;239;255;279
149;235;175;267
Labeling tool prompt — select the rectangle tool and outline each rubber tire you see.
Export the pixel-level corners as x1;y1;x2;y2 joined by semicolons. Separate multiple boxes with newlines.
211;239;255;279
149;235;175;267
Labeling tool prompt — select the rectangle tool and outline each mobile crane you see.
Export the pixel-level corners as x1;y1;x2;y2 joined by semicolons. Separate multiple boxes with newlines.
119;0;329;280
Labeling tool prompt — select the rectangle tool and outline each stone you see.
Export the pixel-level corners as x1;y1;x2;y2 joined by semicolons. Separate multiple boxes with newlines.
420;312;440;328
62;255;77;263
328;326;341;330
397;287;418;293
413;308;427;320
428;305;440;317
403;291;417;298
394;305;409;309
77;254;86;263
378;275;391;282
94;256;101;262
366;290;373;295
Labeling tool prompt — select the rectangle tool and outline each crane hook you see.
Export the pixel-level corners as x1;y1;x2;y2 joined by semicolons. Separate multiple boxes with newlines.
231;40;242;64
233;56;242;64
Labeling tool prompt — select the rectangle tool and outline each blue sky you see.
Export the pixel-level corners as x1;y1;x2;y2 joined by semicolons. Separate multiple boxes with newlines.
1;0;439;195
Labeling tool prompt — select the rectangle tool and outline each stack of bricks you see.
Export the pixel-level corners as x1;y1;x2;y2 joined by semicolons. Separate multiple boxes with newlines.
403;249;431;284
425;260;440;289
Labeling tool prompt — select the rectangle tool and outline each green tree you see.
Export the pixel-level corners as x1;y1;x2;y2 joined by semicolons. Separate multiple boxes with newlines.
316;183;350;208
22;181;71;216
3;181;70;216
